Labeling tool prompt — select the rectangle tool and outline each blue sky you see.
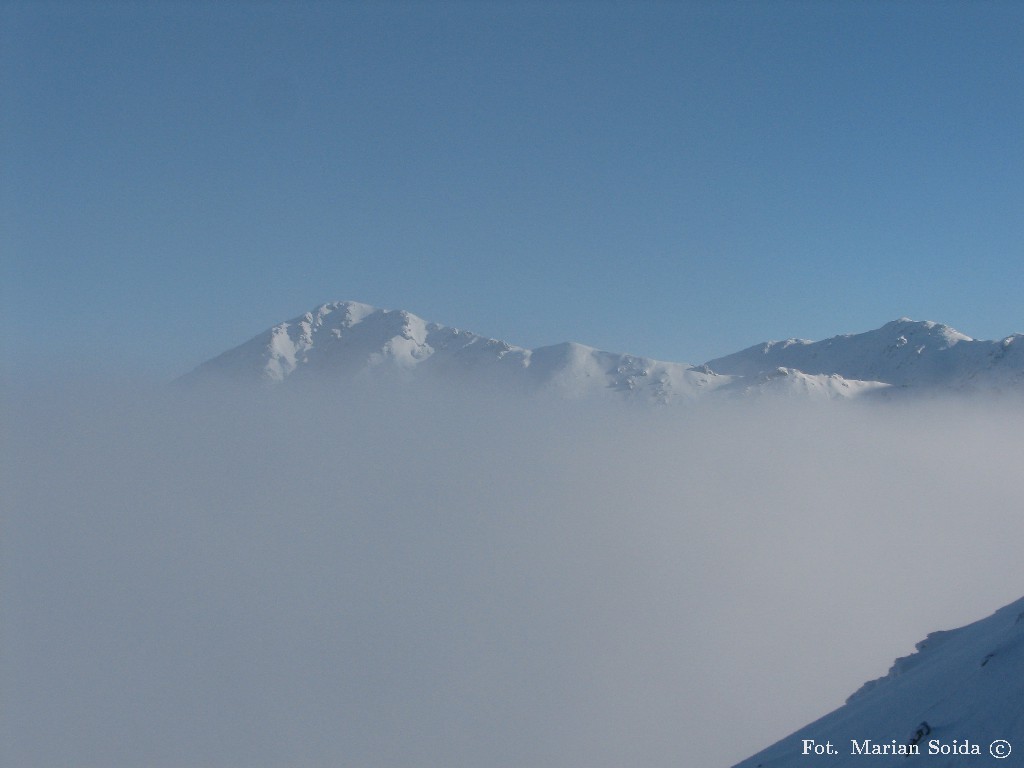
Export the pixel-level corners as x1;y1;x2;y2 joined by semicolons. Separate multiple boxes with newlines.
3;0;1022;380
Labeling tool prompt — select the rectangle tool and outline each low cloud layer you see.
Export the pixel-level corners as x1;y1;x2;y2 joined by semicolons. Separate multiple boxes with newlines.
3;382;1023;767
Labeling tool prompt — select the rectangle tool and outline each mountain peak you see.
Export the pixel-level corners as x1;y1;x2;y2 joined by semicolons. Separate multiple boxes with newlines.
879;317;973;344
183;304;1023;399
705;317;992;386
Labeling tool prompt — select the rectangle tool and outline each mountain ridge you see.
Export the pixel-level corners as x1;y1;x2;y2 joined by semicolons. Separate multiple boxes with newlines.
182;301;1023;401
706;317;1022;390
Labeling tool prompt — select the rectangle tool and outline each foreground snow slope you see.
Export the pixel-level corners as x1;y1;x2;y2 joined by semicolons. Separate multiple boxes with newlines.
183;301;1023;400
734;595;1024;768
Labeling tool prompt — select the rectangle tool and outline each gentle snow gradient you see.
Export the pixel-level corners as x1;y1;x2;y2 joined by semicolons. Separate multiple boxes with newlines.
3;382;1024;767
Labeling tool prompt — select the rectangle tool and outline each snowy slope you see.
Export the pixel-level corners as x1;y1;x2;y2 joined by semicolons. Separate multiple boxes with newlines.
182;303;1022;401
714;367;891;401
734;595;1024;767
706;318;1024;392
187;301;523;382
183;301;732;404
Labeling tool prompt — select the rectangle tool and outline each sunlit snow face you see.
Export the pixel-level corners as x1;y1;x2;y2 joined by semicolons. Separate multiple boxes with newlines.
4;381;1023;768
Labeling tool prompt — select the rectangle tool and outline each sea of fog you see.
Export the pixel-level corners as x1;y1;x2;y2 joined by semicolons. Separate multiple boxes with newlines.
3;381;1023;767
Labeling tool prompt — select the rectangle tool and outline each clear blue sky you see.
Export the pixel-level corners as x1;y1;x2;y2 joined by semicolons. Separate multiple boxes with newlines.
3;0;1022;380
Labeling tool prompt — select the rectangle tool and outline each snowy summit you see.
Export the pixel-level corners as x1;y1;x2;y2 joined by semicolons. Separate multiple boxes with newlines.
182;301;1024;402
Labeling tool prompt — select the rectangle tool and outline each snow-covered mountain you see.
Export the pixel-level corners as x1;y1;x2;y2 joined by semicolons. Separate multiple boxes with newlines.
707;317;1024;392
182;302;1023;401
182;301;730;403
734;594;1024;768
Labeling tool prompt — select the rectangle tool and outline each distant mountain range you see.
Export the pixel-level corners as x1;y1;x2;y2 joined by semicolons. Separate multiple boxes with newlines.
734;594;1024;767
178;301;1024;765
182;301;1024;401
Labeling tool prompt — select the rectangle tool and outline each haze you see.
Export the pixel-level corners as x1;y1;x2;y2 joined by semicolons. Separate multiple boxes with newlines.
3;381;1023;767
